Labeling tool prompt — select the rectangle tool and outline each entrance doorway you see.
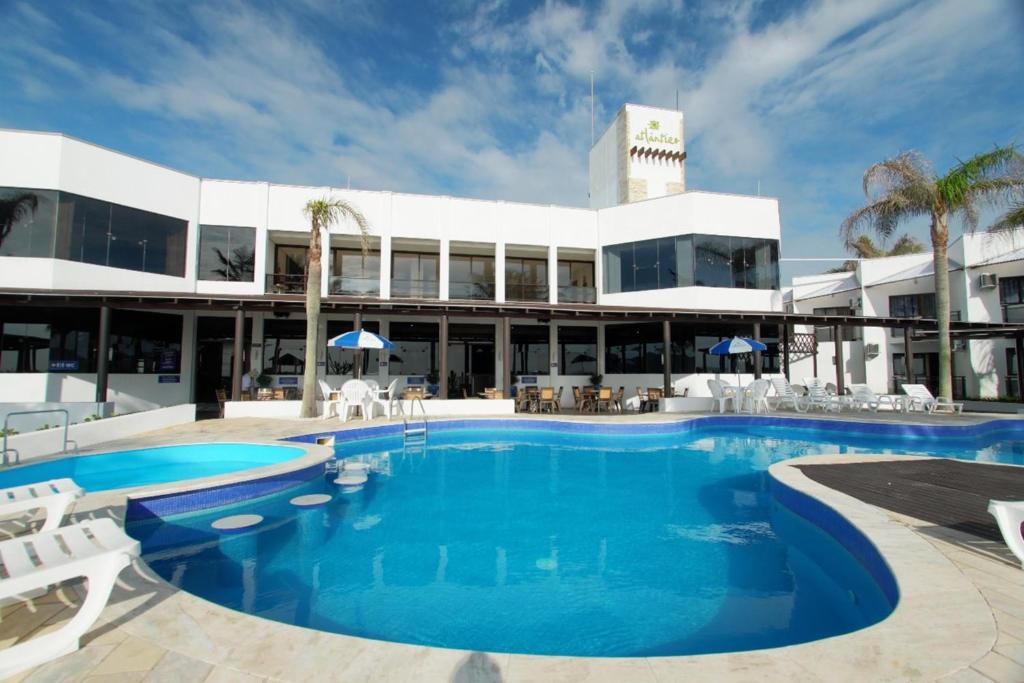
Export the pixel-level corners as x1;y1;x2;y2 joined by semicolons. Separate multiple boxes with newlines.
195;316;252;417
447;324;495;398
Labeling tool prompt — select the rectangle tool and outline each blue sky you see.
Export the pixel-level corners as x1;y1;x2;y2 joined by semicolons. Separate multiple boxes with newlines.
2;0;1022;282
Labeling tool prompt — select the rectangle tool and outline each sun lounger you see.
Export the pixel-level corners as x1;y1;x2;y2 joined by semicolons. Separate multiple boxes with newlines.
0;518;140;678
802;378;843;412
901;383;964;414
770;377;808;412
0;478;83;533
848;384;903;412
988;500;1024;569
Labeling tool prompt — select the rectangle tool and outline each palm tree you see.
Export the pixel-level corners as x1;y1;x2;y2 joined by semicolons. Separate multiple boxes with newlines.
829;234;926;272
992;201;1024;232
0;192;39;249
841;146;1024;399
299;197;369;418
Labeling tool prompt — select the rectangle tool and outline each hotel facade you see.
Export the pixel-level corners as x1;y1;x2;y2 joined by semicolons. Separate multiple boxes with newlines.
0;104;1014;415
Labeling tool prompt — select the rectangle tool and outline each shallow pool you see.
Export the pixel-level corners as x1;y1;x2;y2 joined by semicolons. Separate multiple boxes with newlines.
0;443;305;491
126;417;1024;657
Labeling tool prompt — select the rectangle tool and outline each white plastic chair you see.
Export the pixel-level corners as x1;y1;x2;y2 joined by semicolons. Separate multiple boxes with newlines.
901;383;964;414
370;378;400;420
740;378;772;414
339;379;372;422
0;479;83;532
803;378;842;412
318;379;342;419
989;500;1024;569
707;379;735;414
0;518;140;679
770;377;808;412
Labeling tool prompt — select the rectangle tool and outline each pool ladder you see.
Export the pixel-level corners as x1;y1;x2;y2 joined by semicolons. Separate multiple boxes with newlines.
400;396;428;450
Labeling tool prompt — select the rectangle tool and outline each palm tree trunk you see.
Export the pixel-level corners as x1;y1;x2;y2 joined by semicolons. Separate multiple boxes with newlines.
931;210;952;400
300;224;323;418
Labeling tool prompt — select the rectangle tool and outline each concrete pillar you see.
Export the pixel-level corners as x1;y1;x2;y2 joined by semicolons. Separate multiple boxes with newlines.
833;324;844;394
596;323;606;377
502;316;512;398
752;322;762;379
439;238;450;300
662;320;672;395
439;314;449;399
903;326;915;386
231;307;245;401
379;234;392;299
549;323;559;396
495;242;506;303
95;305;111;404
548;247;558;305
782;324;790;381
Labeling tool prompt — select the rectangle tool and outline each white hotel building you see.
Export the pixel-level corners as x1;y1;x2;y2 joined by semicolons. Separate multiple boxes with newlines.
0;104;1013;415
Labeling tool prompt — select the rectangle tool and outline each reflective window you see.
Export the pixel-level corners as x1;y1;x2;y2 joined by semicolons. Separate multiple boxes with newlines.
326;320;380;375
812;307;862;342
0;322;50;372
331;249;380;296
392;252;440;298
558;326;597;375
1000;276;1024;323
889;293;935;318
605;323;663;374
109;311;182;373
506;257;548;302
449;254;495;300
511;324;549;375
0;308;99;373
262;319;306;375
389;321;438;376
198;226;256;281
694;235;733;287
0;188;58;258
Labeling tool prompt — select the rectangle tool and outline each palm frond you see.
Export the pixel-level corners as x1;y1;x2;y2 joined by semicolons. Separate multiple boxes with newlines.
888;234;926;255
991;202;1024;232
303;197;370;254
840;194;928;248
938;145;1024;210
862;151;933;197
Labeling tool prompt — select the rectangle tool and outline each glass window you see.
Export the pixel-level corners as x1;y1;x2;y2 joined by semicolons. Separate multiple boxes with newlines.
109;311;182;373
558;326;597;375
511;324;549;375
331;249;380;296
506;257;548;301
812;307;862;342
389;321;438;376
694;235;733;287
633;239;659;291
262;319;306;375
198;225;256;281
889;293;935;318
391;252;440;298
0;322;50;372
602;242;631;293
0;188;58;258
0;308;99;373
1000;277;1024;322
326;320;380;375
604;323;663;374
449;254;495;299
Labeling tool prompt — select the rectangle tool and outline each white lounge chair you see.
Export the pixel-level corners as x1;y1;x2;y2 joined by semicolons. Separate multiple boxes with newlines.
339;379;373;422
989;500;1024;569
318;379;342;419
0;479;83;533
848;384;903;412
707;379;736;413
803;378;843;412
770;377;808;412
901;383;964;414
0;518;140;678
370;378;400;420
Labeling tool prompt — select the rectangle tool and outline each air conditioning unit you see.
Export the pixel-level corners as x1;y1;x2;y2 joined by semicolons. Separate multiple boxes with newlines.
864;343;879;358
979;273;998;289
952;339;967;352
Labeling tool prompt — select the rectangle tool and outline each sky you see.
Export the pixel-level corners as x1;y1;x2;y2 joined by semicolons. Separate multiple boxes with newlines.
2;0;1023;283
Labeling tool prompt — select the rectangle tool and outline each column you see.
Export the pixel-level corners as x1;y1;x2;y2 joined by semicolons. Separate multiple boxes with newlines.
95;305;111;405
752;322;762;380
1016;334;1024;402
662;320;672;395
596;323;606;376
833;324;845;395
380;234;392;299
782;324;791;381
903;326;915;386
495;242;506;303
549;323;559;397
439;314;449;399
232;307;245;401
502;316;512;398
548;247;558;305
439;238;450;300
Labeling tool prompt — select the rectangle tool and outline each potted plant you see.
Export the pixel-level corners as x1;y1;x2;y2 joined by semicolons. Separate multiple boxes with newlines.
589;373;603;388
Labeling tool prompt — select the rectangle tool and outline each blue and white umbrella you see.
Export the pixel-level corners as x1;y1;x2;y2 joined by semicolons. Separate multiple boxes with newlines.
327;330;394;379
709;337;767;385
327;330;395;350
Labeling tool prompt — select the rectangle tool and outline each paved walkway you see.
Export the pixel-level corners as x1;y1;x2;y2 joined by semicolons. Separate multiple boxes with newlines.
2;412;1023;682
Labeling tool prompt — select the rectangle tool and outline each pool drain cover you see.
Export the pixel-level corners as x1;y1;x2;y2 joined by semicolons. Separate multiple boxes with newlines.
290;494;332;507
212;514;263;531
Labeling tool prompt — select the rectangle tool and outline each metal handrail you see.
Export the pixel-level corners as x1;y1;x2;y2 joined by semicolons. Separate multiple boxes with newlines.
398;395;428;446
2;408;79;466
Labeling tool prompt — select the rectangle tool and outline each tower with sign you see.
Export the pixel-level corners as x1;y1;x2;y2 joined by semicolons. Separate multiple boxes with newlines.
589;103;686;209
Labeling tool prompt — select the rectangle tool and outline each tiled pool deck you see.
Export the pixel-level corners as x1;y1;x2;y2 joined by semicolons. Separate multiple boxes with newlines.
3;411;1024;682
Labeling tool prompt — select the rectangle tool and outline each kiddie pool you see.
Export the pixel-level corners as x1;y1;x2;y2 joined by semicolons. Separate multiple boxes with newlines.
0;443;306;492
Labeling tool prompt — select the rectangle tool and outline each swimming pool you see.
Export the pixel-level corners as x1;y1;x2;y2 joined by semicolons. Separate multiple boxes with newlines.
0;443;306;492
128;417;1024;658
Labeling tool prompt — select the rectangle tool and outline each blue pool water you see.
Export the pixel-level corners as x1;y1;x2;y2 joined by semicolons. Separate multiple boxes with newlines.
128;418;1024;658
0;443;304;491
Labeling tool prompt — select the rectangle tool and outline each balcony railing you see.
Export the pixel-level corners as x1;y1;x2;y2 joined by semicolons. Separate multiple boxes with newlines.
506;283;549;302
329;275;380;297
558;285;596;304
266;273;306;294
391;279;440;299
449;281;496;301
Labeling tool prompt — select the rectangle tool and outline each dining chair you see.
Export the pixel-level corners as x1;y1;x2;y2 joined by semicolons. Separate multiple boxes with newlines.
596;386;613;412
572;386;584;412
538;387;556;413
636;386;647;413
553;387;564;412
613;386;625;412
646;388;662;413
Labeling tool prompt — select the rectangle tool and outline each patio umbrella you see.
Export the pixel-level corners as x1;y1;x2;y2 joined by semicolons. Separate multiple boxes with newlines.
328;330;395;379
709;337;767;386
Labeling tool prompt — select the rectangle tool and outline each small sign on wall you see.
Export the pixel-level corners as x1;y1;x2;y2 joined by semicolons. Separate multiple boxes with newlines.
49;360;80;371
520;376;538;385
278;377;299;386
406;376;425;385
158;375;180;384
